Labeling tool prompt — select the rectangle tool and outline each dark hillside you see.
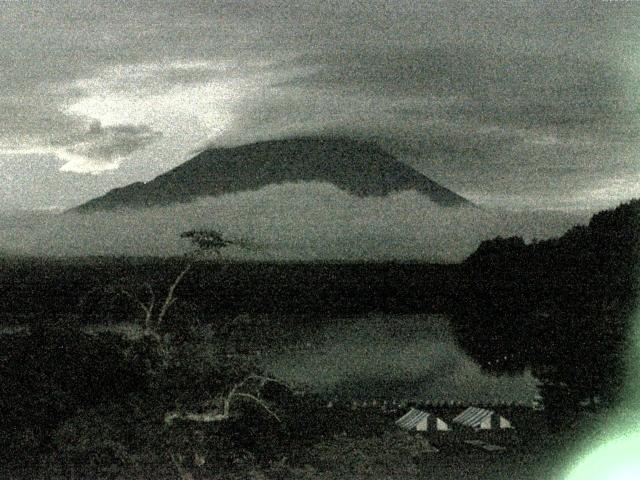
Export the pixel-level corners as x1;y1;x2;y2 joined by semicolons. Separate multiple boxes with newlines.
72;136;471;211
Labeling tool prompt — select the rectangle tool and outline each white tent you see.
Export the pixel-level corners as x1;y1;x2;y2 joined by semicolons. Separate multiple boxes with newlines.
395;408;450;432
452;407;512;430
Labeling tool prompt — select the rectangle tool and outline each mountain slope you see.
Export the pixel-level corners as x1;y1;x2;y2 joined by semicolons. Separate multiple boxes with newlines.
72;136;472;212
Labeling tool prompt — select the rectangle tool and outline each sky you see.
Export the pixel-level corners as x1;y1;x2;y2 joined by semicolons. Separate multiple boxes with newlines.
1;0;639;212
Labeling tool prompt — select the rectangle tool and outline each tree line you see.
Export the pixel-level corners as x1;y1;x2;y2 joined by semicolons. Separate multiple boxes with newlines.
451;199;639;420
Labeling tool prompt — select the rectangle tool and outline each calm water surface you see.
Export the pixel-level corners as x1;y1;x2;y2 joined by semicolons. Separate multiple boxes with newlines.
262;313;538;403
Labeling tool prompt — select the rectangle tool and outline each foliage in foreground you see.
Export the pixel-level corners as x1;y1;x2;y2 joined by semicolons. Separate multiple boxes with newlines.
0;320;290;477
0;319;588;480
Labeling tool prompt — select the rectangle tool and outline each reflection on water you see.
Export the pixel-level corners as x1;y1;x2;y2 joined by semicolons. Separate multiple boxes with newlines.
263;314;538;403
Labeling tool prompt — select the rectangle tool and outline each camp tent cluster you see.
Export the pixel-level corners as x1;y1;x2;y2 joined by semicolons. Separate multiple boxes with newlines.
396;406;512;432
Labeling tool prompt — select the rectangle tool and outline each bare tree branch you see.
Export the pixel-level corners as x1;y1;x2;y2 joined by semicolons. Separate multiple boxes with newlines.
156;263;192;327
165;410;228;425
241;374;291;390
164;374;289;426
117;287;154;326
144;283;156;331
233;392;281;422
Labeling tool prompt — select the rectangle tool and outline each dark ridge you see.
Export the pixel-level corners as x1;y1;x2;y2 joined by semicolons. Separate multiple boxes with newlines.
71;136;472;212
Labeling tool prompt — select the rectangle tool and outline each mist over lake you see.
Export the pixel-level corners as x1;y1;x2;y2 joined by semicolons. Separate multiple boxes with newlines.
263;314;538;404
0;183;591;262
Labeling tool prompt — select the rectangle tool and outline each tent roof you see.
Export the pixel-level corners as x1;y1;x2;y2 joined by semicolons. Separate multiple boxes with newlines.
396;408;429;429
395;408;448;431
453;406;509;428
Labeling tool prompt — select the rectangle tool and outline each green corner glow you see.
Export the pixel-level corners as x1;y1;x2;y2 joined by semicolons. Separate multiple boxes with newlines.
565;433;640;480
564;308;640;479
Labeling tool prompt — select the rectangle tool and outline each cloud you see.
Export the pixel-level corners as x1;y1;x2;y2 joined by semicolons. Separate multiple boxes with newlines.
0;57;309;176
199;48;639;209
59;59;317;174
56;122;161;173
1;121;161;174
0;182;589;260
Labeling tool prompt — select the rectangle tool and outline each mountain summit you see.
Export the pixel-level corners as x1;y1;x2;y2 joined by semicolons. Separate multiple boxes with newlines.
72;136;472;212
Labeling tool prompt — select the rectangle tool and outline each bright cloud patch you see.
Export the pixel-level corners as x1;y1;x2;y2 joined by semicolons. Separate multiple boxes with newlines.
62;59;317;172
56;121;161;173
59;61;243;172
0;121;161;174
1;59;290;175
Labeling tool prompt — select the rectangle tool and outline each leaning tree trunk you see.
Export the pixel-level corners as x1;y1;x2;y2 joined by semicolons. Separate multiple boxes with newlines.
164;375;286;426
155;263;192;330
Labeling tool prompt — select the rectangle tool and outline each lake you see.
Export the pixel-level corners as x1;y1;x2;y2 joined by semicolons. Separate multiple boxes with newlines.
2;312;538;405
262;313;538;404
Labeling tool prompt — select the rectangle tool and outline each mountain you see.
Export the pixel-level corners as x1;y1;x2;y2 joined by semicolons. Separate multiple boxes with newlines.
72;136;472;212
